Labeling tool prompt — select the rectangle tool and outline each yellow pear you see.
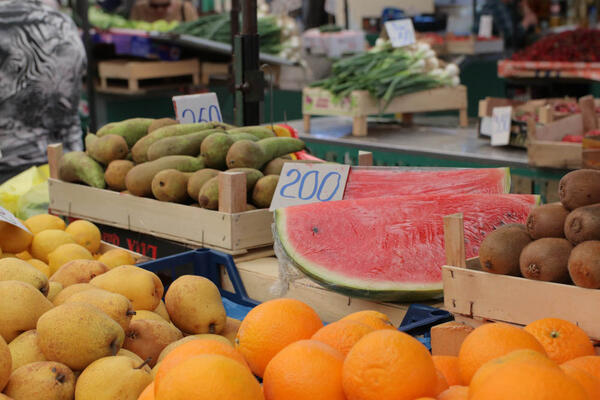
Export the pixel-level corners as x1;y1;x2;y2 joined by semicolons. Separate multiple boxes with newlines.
157;334;232;363
46;281;63;302
165;275;226;334
117;348;144;364
4;361;74;400
0;258;49;296
8;330;46;371
74;356;152;400
64;288;135;331
49;260;108;287
221;317;242;345
151;362;160;379
0;281;53;342
36;302;125;371
123;319;182;367
131;310;166;323
0;393;12;399
0;335;10;392
153;300;170;322
90;265;163;310
51;283;95;305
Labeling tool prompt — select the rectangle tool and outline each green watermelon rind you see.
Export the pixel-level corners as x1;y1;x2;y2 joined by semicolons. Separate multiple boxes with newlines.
275;209;443;302
501;167;511;193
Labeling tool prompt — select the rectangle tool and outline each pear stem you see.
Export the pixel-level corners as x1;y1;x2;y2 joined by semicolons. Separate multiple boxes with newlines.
136;358;152;370
55;373;65;383
110;339;120;356
126;310;137;316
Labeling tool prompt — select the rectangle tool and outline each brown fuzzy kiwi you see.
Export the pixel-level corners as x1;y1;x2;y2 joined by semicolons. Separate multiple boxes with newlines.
564;203;600;245
568;241;600;288
519;238;573;282
479;224;532;275
526;203;570;239
559;169;600;210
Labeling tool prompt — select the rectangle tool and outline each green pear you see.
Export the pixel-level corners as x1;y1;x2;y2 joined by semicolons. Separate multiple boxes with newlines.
0;281;53;342
157;334;232;363
8;330;46;371
51;283;95;306
90;265;163;311
36;302;125;371
0;258;49;296
3;361;74;400
49;260;108;288
165;275;226;334
65;288;135;331
117;348;144;364
0;335;10;392
46;282;63;302
123;319;182;367
74;356;152;400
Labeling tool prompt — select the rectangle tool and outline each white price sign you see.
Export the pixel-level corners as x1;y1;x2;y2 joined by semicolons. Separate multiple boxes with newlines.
0;206;30;233
478;15;493;38
269;163;350;211
491;106;513;146
385;19;416;48
172;93;222;124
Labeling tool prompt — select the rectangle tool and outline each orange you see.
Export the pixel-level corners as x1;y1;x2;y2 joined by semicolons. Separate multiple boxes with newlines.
263;340;345;400
97;249;136;270
434;369;449;396
458;322;545;384
432;355;462;386
47;243;93;275
30;229;76;263
65;220;101;253
438;385;468;400
311;319;374;357
0;221;33;253
235;298;323;377
561;363;600;399
15;251;32;260
340;310;395;330
342;330;437;400
24;214;65;235
138;382;154;400
27;259;51;278
155;339;248;387
562;356;600;380
469;358;587;400
524;318;595;364
154;354;263;400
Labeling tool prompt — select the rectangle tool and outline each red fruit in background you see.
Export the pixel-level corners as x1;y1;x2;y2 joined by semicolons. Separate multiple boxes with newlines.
562;135;584;143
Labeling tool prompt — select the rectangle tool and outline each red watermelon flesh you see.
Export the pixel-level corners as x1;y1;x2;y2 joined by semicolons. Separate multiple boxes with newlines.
275;193;539;301
344;168;510;199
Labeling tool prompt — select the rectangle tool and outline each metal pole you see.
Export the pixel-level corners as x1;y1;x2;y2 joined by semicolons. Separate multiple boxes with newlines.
242;0;258;34
77;0;97;132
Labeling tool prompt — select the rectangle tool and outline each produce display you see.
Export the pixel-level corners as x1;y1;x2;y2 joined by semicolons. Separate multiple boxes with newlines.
311;40;460;111
58;118;306;211
511;29;600;62
88;7;179;32
478;169;600;289
275;193;539;301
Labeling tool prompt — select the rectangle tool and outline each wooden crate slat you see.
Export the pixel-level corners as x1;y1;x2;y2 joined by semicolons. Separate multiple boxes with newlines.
527;140;582;169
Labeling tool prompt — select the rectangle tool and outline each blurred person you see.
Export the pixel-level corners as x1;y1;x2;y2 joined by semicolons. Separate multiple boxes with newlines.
476;0;538;49
130;0;199;22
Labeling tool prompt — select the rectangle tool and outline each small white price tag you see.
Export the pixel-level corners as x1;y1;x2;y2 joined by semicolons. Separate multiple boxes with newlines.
269;163;350;211
480;116;493;136
0;206;30;233
172;93;223;124
491;106;513;146
385;19;416;48
478;15;493;38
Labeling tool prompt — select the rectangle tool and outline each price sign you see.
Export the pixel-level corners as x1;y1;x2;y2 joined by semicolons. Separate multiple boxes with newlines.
491;106;513;146
172;93;223;124
0;206;30;233
269;163;350;211
324;0;337;15
478;15;493;38
385;19;416;48
480;116;493;137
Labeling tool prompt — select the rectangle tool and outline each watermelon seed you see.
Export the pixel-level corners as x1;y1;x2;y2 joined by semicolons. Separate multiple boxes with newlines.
312;227;319;234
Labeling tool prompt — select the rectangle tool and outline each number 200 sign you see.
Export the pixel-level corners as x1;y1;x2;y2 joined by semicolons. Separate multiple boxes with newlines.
172;93;223;123
269;163;351;211
385;19;416;48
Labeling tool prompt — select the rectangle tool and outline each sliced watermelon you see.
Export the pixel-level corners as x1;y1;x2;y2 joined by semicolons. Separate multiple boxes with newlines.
344;168;511;199
275;194;539;301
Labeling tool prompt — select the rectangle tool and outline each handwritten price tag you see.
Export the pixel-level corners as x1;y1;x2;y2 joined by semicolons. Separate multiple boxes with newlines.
0;206;30;234
478;15;493;38
269;163;350;211
385;19;416;48
491;106;513;146
172;93;223;124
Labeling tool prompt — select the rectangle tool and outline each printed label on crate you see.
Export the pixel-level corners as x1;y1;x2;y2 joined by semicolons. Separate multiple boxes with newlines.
491;106;513;146
172;93;223;124
478;15;493;38
269;163;350;211
385;19;416;48
0;206;30;233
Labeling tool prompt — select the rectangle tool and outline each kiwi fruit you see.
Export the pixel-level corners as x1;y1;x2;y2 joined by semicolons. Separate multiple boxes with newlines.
526;203;570;239
478;224;532;275
568;241;600;289
519;238;573;282
564;203;600;245
559;169;600;210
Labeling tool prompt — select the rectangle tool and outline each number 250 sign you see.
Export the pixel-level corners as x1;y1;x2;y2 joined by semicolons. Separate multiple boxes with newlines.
173;93;223;123
269;163;350;211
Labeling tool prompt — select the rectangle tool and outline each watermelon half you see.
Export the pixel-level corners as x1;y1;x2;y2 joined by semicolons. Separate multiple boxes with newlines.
275;194;539;301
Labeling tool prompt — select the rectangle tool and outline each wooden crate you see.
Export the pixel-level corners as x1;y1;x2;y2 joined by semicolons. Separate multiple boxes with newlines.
98;59;200;94
446;37;504;55
47;145;273;255
441;214;600;341
302;85;468;137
